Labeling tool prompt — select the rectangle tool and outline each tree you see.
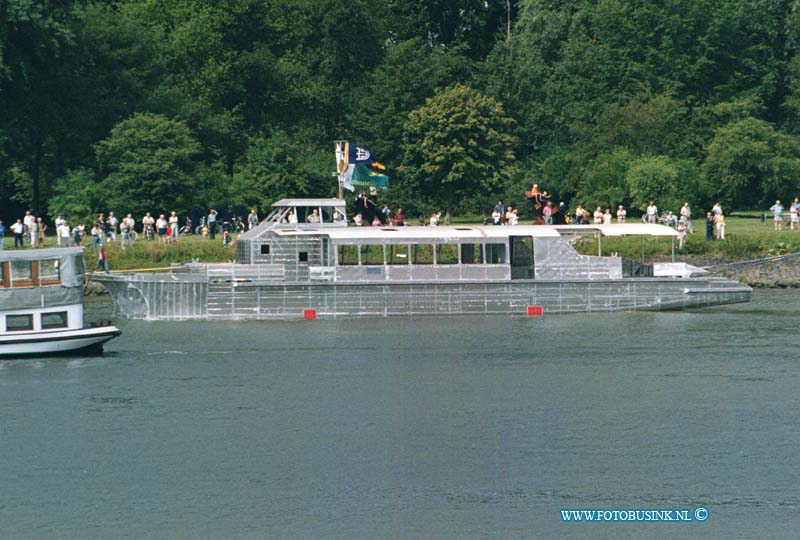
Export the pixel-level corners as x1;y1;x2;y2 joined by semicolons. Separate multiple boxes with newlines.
229;131;333;211
94;113;201;216
399;84;517;214
47;168;104;224
702;117;800;208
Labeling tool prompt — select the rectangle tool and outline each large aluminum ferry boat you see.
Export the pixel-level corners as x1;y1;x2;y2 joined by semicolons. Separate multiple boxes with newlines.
0;247;121;357
94;199;751;320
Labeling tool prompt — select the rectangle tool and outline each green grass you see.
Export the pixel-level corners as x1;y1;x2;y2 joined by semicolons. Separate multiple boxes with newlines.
3;214;799;269
1;235;235;270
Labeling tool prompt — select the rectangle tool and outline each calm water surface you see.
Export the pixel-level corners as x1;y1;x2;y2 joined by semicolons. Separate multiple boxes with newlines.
1;290;799;539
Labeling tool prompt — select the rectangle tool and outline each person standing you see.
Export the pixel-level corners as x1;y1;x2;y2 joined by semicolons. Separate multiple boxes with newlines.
790;203;798;230
156;214;168;244
107;212;118;242
616;205;627;224
593;206;603;224
646;201;658;224
715;212;726;240
678;219;688;249
0;219;5;249
30;216;41;247
91;223;103;253
169;211;179;243
207;209;218;240
680;202;693;233
58;220;71;247
394;208;405;226
711;202;723;217
73;223;84;246
542;201;554;225
23;210;34;244
603;208;612;224
705;212;715;240
120;216;130;249
770;200;784;231
248;209;259;230
11;219;24;248
494;200;505;225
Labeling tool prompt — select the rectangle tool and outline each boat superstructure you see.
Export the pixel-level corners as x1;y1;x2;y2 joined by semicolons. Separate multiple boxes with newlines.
94;198;751;320
0;247;120;357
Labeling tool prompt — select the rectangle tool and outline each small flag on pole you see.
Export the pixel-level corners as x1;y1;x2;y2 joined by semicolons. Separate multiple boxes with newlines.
98;245;109;273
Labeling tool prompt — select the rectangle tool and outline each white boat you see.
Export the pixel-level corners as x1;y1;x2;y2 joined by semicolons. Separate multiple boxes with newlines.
0;247;120;358
94;199;751;320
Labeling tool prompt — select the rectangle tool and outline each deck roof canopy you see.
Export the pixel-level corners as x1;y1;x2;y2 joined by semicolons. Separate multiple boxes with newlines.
552;224;678;237
271;198;346;208
274;225;562;241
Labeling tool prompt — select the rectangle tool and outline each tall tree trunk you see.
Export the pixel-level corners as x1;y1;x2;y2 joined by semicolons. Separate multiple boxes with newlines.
32;141;42;216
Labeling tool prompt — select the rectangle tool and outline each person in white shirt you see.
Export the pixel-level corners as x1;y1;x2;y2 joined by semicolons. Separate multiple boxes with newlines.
603;209;612;224
646;202;658;224
11;219;24;248
169;211;179;243
680;202;693;233
616;205;626;223
58;221;71;247
23;211;34;243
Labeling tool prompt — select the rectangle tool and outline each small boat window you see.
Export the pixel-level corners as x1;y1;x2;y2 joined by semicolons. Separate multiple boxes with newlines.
41;311;68;329
411;244;433;265
388;244;409;264
6;314;33;332
10;260;33;287
260;244;270;255
337;245;359;265
486;243;507;264
360;245;384;265
436;244;459;264
461;244;483;264
39;259;61;285
298;252;309;262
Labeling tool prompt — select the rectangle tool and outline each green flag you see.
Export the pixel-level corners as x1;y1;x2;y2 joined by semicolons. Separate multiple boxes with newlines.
351;163;389;191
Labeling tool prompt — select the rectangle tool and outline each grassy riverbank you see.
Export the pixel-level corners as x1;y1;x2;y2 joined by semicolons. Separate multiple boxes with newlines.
3;214;797;270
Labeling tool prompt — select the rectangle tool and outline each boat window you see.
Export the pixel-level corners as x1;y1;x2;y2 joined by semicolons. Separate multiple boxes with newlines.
360;244;384;265
6;314;33;332
298;252;309;262
0;263;5;287
387;244;409;265
10;260;33;286
411;244;433;265
337;245;359;265
461;243;483;264
486;243;507;264
41;311;68;329
436;244;459;264
260;244;270;255
39;259;60;285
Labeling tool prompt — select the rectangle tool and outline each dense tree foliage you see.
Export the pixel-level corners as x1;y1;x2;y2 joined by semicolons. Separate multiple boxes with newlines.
3;0;800;222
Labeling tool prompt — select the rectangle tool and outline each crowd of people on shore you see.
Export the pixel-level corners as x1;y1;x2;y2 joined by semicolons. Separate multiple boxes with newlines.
0;208;261;250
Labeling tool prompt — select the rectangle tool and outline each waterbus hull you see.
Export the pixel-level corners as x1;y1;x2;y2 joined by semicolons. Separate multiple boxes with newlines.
95;274;751;320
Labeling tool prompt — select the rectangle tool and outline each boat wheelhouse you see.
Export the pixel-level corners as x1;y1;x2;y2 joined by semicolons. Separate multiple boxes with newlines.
0;248;120;357
94;198;751;320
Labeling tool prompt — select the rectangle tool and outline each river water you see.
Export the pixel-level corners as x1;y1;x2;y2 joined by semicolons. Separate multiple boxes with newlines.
1;290;798;539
